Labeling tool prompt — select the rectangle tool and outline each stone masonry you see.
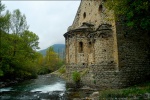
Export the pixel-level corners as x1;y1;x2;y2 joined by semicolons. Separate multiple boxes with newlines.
63;0;150;88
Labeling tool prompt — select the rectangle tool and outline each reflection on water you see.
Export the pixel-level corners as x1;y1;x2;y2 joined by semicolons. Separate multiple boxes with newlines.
0;74;66;100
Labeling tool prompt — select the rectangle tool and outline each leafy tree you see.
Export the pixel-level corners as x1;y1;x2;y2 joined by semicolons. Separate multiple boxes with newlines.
0;1;40;80
0;0;7;76
37;47;64;74
0;1;5;15
21;31;39;50
45;47;60;71
11;9;28;35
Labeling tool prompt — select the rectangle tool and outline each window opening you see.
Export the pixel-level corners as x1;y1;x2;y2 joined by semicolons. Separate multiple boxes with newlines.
89;42;92;53
79;42;83;53
99;5;103;13
83;12;86;19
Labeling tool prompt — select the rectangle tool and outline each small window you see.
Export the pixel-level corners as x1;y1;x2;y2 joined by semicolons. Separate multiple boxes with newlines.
83;12;86;19
89;42;92;53
99;5;103;13
89;42;92;45
79;42;83;53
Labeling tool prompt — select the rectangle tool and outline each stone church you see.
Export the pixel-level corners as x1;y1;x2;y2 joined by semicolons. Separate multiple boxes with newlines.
63;0;150;88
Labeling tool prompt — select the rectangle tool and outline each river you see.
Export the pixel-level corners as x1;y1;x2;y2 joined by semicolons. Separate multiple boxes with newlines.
0;74;67;100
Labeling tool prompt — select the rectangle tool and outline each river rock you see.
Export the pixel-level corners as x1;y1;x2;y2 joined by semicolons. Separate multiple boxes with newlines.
90;92;99;97
73;98;81;100
143;93;150;99
81;86;92;90
88;91;99;100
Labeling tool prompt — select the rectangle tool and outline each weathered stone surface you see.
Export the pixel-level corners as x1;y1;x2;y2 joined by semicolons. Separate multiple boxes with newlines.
63;0;150;89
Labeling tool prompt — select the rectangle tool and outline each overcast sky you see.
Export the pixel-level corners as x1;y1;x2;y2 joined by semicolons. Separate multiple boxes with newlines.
2;1;80;50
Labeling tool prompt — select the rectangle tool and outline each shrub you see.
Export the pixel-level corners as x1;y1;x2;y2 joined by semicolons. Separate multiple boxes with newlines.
72;71;81;88
72;71;81;83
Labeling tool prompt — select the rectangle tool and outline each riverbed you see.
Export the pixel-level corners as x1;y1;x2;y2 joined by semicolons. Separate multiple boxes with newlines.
0;74;67;100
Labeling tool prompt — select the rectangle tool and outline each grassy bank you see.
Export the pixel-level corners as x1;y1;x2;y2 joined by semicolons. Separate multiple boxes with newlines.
99;82;150;99
51;65;67;79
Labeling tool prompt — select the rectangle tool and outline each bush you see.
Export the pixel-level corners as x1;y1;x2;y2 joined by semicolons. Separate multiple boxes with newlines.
72;71;81;88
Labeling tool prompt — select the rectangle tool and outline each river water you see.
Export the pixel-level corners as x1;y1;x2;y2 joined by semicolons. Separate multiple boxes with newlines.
0;74;67;100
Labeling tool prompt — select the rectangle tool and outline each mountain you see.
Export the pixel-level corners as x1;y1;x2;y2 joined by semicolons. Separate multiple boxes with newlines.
38;44;65;59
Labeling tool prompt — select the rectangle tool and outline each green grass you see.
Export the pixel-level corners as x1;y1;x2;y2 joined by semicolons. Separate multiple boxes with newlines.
99;82;150;99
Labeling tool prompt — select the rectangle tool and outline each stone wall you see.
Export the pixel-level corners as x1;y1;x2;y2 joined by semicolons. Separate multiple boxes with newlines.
94;36;114;65
116;20;150;86
71;0;114;30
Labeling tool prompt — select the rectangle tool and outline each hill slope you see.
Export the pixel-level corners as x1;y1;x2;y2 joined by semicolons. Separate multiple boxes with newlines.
38;44;65;59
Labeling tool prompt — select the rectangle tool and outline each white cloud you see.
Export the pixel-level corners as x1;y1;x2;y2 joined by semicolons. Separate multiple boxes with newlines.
2;1;80;50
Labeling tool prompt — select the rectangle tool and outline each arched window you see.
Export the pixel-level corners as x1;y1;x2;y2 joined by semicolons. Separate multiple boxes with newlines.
79;42;83;53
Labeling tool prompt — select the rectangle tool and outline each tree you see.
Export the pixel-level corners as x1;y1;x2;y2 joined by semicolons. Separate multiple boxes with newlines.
0;1;40;80
11;9;28;35
10;9;29;57
1;31;40;79
0;0;7;76
20;30;40;59
37;46;65;74
22;31;39;50
45;47;59;71
0;1;5;15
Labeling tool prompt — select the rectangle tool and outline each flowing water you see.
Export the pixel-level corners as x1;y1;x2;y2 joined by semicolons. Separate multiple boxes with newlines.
0;74;67;100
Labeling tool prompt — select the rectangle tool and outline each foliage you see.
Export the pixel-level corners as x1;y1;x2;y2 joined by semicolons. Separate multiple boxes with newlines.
0;1;64;80
72;71;81;83
72;71;81;88
11;9;28;35
105;0;150;32
37;47;64;74
0;1;40;80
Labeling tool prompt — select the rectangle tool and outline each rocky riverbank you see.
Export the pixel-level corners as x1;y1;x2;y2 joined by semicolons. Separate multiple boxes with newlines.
51;68;100;99
0;78;23;88
52;68;150;100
